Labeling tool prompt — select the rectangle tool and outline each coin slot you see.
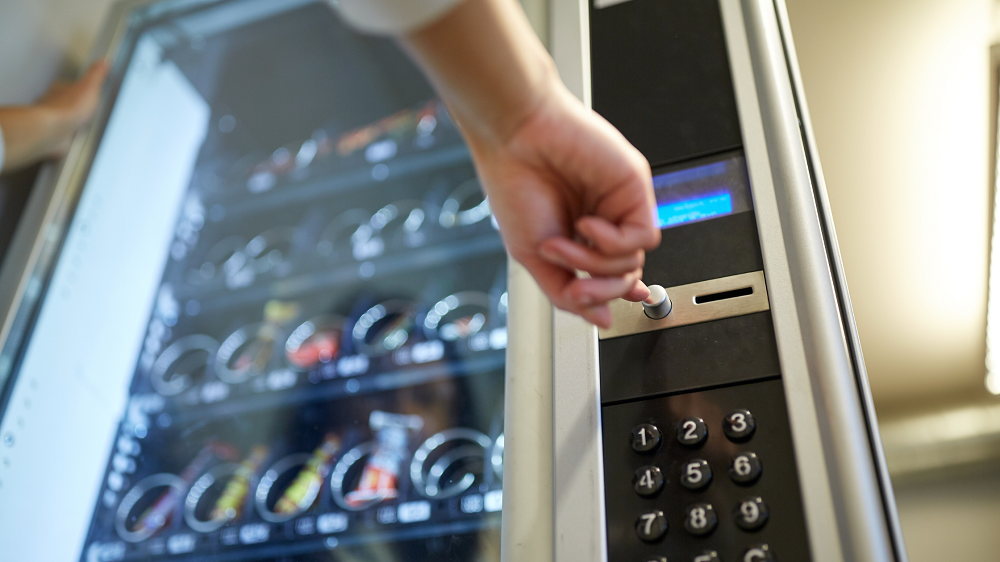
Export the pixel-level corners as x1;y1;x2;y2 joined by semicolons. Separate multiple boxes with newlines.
694;286;753;304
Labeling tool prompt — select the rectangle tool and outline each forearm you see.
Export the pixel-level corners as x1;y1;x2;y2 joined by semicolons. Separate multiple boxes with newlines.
401;0;557;144
0;106;63;172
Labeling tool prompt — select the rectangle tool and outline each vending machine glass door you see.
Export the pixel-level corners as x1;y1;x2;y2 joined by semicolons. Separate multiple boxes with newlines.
0;2;506;561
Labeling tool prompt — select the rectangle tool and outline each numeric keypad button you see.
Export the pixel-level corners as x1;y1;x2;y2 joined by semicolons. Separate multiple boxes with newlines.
679;459;712;490
693;551;721;562
630;423;662;453
676;417;708;447
729;452;762;485
743;544;774;562
682;502;717;536
635;510;668;542
633;465;664;497
734;496;769;531
724;409;756;441
645;558;667;562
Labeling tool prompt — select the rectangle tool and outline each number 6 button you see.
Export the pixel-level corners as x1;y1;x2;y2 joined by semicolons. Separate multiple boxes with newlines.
676;417;708;447
635;510;668;542
679;459;712;490
723;409;756;441
730;452;762;484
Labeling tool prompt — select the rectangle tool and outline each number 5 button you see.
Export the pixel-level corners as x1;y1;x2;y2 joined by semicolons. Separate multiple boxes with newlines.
676;417;708;447
723;409;756;441
635;510;668;542
679;459;712;490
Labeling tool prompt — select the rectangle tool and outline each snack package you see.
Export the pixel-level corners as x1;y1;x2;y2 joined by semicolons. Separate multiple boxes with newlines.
345;411;423;507
133;442;235;534
210;445;270;522
274;433;342;514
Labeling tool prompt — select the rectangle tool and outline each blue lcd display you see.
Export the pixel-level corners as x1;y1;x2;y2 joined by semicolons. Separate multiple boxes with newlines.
656;192;733;227
651;152;751;230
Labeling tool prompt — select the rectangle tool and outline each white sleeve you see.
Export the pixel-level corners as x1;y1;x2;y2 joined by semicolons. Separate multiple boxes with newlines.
330;0;465;35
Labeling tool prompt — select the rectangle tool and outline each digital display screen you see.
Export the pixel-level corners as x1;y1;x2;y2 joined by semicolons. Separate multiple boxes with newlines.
652;152;753;229
0;2;504;561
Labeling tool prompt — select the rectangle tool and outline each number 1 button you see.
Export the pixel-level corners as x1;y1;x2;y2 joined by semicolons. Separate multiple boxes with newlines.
630;423;661;453
635;510;668;542
676;417;708;447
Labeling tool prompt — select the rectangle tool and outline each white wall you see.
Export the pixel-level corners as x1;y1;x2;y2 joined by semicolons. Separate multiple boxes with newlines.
786;0;995;411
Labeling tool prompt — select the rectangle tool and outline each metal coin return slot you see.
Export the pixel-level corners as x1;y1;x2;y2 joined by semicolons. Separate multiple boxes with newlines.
694;286;753;305
599;271;770;340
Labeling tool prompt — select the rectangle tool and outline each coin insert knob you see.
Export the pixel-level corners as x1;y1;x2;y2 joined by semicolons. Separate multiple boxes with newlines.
642;285;672;319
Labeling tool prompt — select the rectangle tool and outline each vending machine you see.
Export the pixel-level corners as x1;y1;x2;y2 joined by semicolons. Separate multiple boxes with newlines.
0;0;908;562
0;1;506;560
509;0;910;561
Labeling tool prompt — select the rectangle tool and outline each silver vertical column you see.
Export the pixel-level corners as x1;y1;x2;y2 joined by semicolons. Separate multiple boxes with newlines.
720;0;906;560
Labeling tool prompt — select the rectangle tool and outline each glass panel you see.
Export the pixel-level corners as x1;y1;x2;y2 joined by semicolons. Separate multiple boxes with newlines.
0;2;505;561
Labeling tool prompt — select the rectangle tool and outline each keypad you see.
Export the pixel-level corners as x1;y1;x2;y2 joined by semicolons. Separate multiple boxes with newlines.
693;551;721;562
676;417;708;447
631;423;662;453
734;497;769;531
634;465;665;497
683;502;717;536
604;380;808;562
679;459;712;490
742;544;775;562
729;452;763;485
635;510;668;542
723;409;756;441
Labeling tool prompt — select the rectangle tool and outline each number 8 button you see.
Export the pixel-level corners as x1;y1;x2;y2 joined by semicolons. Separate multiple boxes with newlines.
683;502;717;536
723;409;756;441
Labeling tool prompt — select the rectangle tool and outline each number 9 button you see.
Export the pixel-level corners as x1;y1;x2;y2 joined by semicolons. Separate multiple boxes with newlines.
734;496;769;531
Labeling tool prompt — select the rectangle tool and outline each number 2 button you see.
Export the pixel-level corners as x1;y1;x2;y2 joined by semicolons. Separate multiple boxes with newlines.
676;417;708;447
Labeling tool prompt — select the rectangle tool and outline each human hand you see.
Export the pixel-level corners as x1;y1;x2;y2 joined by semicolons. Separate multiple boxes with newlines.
463;76;660;328
0;60;108;172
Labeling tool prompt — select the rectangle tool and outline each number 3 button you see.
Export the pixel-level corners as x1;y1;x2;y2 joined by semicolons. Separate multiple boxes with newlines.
724;409;756;441
676;417;708;447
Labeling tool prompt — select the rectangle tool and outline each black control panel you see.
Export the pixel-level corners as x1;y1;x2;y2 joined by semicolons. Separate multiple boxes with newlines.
591;1;812;560
602;380;810;561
